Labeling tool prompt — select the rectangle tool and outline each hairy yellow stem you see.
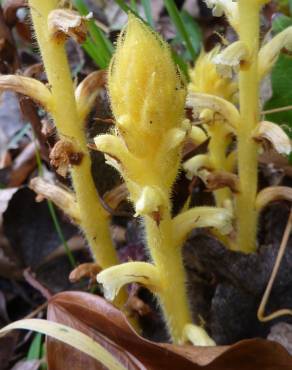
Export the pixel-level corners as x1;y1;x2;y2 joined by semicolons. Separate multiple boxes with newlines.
208;123;231;207
28;0;118;268
236;0;260;253
144;210;192;344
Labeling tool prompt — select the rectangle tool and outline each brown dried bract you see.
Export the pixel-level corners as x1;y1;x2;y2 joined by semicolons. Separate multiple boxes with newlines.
69;263;102;284
126;295;152;317
150;210;162;226
205;171;239;193
253;121;291;156
75;70;107;121
103;183;129;211
50;139;83;177
48;9;88;44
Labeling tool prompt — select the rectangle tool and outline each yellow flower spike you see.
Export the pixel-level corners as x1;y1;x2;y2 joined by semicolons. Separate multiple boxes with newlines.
105;15;196;344
28;0;124;286
187;92;240;131
258;27;292;80
183;324;216;346
189;48;237;103
96;262;161;301
213;41;250;78
188;47;236;211
173;207;233;246
0;75;52;111
108;14;186;156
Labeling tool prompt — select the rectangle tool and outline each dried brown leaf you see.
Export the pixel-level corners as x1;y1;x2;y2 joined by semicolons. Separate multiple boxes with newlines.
48;9;88;44
8;142;37;187
2;0;27;26
0;6;18;71
47;291;292;370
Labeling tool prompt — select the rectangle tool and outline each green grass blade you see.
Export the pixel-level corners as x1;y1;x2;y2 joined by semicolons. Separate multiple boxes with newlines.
141;0;154;28
82;39;106;68
114;0;144;21
46;200;77;268
7;123;31;149
180;10;202;56
27;333;42;360
163;0;196;60
130;0;138;13
73;0;113;68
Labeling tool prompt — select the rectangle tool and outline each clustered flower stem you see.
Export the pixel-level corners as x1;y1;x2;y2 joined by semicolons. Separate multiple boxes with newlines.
95;16;232;345
144;211;192;343
28;0;120;270
236;0;261;253
208;123;232;207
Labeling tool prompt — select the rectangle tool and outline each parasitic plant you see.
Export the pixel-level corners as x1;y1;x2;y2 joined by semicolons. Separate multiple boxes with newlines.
187;47;237;209
186;0;292;253
94;15;232;344
1;0;292;361
0;0;130;307
27;0;119;270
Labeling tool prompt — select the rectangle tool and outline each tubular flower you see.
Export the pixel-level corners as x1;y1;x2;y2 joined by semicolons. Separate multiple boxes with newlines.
187;48;238;210
189;48;237;103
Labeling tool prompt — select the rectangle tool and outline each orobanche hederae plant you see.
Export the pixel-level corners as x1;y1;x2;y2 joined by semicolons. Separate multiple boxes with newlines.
0;0;292;362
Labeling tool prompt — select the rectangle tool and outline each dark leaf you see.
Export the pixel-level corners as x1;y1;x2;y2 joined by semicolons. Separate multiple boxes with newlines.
3;188;76;269
47;291;292;370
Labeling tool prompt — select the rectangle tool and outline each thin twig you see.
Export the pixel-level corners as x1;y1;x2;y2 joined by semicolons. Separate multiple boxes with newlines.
23;268;53;300
25;302;48;319
262;105;292;115
258;208;292;322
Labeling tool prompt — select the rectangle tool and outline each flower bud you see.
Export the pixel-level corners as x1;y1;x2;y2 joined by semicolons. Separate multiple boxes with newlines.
108;14;186;156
